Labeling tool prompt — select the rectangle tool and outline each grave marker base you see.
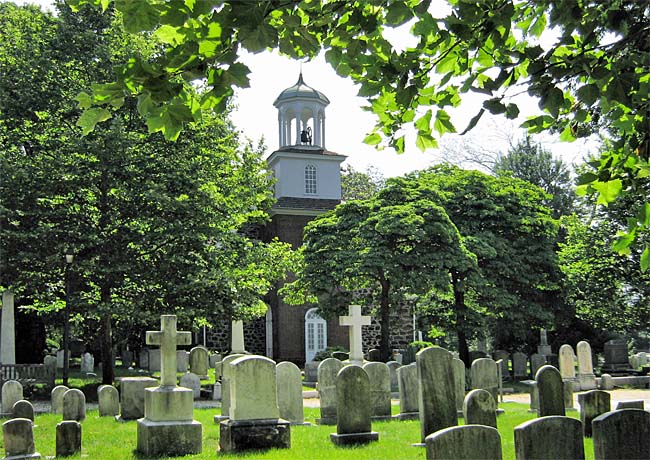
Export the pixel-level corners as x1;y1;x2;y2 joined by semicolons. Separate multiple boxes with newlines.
330;431;379;446
136;419;202;456
219;418;290;453
4;454;41;460
315;417;337;425
395;412;419;421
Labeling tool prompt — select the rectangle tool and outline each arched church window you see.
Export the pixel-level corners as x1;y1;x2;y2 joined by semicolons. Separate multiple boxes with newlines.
305;164;317;194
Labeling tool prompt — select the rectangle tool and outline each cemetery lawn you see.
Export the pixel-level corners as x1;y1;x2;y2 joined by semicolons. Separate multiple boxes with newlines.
16;403;594;459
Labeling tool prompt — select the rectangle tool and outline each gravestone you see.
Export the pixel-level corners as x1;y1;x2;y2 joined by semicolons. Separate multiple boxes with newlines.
43;355;57;373
189;346;209;379
367;349;381;362
386;361;401;392
530;353;546;376
463;389;497;428
137;315;202;457
616;400;644;410
303;361;319;383
230;320;247;354
1;291;16;365
56;350;64;369
219;355;290;453
578;389;611;437
276;361;305;425
600;373;614;391
2;381;23;416
121;349;133;368
468;350;488;363
512;352;528;379
396;363;419;420
98;385;120;417
425;425;502;460
470;358;499;403
417;347;457;444
332;351;349;361
209;352;221;369
179;372;201;399
536;365;565;417
118;377;158;420
537;329;552;356
564;378;575;411
576;341;597;390
80;352;94;375
2;418;40;459
452;357;466;413
62;389;86;422
339;305;371;365
148;348;161;372
363;362;392;421
176;350;189;373
515;416;584;460
316;358;343;425
558;344;576;379
12;401;34;422
51;385;68;415
214;353;245;422
602;339;633;374
592;409;650;460
139;348;150;369
56;421;81;457
493;350;510;379
330;364;379;445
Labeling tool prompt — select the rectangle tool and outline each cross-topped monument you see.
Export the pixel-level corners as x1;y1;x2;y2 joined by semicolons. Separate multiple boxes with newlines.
146;315;191;387
339;305;371;364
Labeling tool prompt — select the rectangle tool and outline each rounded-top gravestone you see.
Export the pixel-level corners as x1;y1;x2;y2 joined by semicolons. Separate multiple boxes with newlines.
62;389;86;422
2;380;23;414
51;385;69;415
12;400;35;422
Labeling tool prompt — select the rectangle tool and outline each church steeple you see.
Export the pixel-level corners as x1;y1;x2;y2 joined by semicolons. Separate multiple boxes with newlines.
273;72;329;149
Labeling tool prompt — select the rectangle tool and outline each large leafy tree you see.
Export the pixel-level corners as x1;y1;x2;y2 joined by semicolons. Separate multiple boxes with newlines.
0;2;291;383
340;164;385;201
68;0;649;265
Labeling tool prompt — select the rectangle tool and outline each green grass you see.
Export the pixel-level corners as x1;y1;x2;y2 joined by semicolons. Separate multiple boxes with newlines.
4;403;594;459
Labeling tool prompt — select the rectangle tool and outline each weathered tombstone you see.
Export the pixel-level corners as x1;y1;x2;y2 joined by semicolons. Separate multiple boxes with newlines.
367;348;381;362
495;359;504;404
493;351;510;379
189;346;209;379
118;377;157;420
578;389;611;437
11;401;34;422
425;425;502;460
43;355;57;373
470;358;499;403
121;349;134;368
563;378;575;411
80;352;94;375
397;363;419;420
139;348;150;369
212;382;221;401
214;353;245;422
558;344;576;379
592;409;650;460
56;350;65;369
179;372;201;399
514;416;585;460
51;385;68;415
316;357;343;425
417;347;457;444
600;373;614;390
2;381;23;416
339;305;371;365
219;355;290;452
576;341;597;390
230;320;247;354
148;348;161;372
2;418;40;459
97;385;120;417
616;400;644;410
56;420;81;457
536;365;565;417
362;362;392;421
303;361;319;383
386;361;401;392
137;315;202;457
463;389;497;428
1;291;16;366
530;353;546;376
276;361;305;425
176;350;189;373
62;389;86;422
468;350;488;363
330;365;379;445
601;339;633;374
537;329;552;356
512;352;528;379
452;357;466;413
209;352;221;369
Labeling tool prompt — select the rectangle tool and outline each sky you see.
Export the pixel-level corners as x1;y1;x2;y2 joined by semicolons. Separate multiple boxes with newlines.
22;0;598;178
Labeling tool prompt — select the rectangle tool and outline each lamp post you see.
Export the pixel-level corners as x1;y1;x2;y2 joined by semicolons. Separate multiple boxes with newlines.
63;250;73;386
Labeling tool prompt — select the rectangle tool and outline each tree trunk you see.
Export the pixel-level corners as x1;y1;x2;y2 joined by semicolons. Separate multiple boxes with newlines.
100;285;114;384
452;272;470;367
379;276;391;362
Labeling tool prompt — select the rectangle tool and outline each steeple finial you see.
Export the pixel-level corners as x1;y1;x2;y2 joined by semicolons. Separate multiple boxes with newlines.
298;63;304;84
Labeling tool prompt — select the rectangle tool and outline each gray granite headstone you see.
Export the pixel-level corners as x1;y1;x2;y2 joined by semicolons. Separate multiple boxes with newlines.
600;373;614;391
417;347;457;444
470;357;499;402
515;416;584;460
493;350;510;379
276;361;304;425
386;361;401;392
216;353;245;421
452;357;466;412
98;385;120;417
2;418;40;459
512;352;528;379
2;380;23;415
536;365;565;417
330;364;378;445
176;350;189;373
602;339;632;373
139;348;149;369
578;389;611;437
463;389;497;428
576;341;597;390
189;346;209;378
56;420;81;457
425;425;502;460
592;409;650;460
616;400;644;410
148;348;161;372
179;372;201;399
12;400;34;422
62;389;86;422
51;385;69;415
119;377;158;420
558;344;576;379
397;363;419;420
80;352;94;374
362;362;392;420
530;353;547;376
316;358;343;425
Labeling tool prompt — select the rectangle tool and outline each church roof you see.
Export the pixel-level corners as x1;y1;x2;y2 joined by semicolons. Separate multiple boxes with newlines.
269;145;345;157
273;73;330;106
273;197;340;212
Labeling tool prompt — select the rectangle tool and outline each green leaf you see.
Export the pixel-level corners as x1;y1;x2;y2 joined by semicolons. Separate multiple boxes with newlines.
75;92;93;110
560;124;576;142
612;232;634;254
505;103;520;119
363;132;382;145
415;110;432;132
416;133;437;151
224;63;251;88
576;83;600;106
592;179;623;206
385;1;414;26
433;110;456;135
639;202;650;227
76;108;112;135
242;24;278;53
641;246;650;272
154;25;184;45
460;109;485;135
483;98;507;114
117;0;161;33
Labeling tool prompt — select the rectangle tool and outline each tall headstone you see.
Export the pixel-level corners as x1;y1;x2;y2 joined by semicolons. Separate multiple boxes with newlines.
98;385;120;417
214;353;245;422
276;361;305;425
119;377;157;420
537;329;552;356
470;357;499;403
176;350;189;373
558;344;576;379
1;291;16;365
578;389;611;437
2;381;23;416
535;365;565;417
425;425;502;460
576;341;597;390
452;357;466;413
362;362;392;421
148;349;161;372
602;339;633;374
339;305;371;365
530;353;547;376
2;418;40;459
219;355;290;452
51;385;69;415
386;361;401;392
463;389;497;428
417;347;457;444
139;348;150;370
80;353;94;375
230;320;246;354
189;346;209;379
397;363;419;420
179;372;201;399
62;389;86;422
137;315;202;457
12;401;34;422
316;358;343;425
209;352;222;369
512;352;528;379
56;421;82;458
592;409;650;460
56;350;65;369
515;416;585;460
43;355;57;373
330;365;379;445
493;351;510;379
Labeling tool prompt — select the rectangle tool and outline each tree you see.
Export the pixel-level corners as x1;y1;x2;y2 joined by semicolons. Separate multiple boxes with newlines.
68;0;649;264
340;164;385;201
284;178;475;361
0;2;292;383
494;136;575;218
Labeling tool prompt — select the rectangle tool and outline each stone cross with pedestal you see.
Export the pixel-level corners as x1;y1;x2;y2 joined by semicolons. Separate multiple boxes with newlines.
339;305;371;365
136;315;202;457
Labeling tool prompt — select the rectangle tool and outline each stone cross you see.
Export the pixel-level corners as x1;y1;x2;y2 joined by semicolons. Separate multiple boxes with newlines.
146;315;191;387
339;305;371;364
